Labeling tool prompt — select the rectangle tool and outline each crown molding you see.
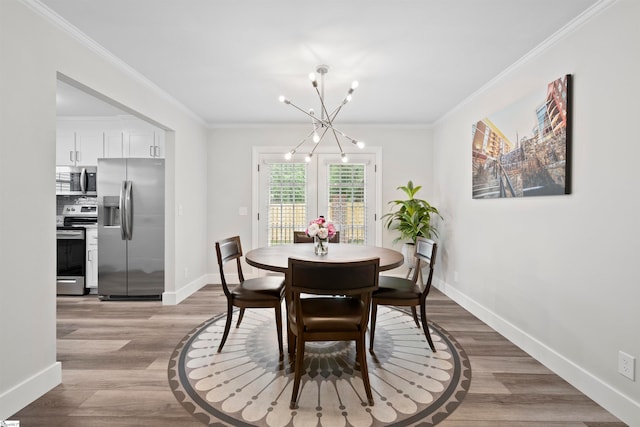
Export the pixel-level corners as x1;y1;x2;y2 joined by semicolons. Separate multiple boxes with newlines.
434;0;619;126
208;122;433;130
21;0;207;127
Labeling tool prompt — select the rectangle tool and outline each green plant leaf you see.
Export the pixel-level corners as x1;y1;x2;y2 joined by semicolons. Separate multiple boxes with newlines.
384;180;442;243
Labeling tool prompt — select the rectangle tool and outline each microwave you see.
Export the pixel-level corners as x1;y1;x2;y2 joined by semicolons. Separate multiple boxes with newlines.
56;166;97;196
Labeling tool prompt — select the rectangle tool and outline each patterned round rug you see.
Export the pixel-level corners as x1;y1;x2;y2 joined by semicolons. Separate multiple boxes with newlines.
168;306;471;426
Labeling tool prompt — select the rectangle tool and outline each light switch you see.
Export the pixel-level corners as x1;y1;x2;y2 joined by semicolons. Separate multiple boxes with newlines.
239;207;248;216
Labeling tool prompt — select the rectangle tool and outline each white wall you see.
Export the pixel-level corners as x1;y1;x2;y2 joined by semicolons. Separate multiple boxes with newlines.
431;0;640;424
207;125;433;276
0;0;209;418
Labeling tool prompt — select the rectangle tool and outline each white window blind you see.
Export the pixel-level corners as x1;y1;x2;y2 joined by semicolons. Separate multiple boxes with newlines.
326;163;366;244
266;162;307;246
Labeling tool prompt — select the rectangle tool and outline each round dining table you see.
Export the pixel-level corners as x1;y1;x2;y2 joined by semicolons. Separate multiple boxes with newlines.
245;243;404;273
245;243;404;355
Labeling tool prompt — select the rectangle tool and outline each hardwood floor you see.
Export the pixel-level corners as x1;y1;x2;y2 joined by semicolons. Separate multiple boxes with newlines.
12;285;625;426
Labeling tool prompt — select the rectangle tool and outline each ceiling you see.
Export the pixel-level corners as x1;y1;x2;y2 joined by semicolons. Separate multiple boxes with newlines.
42;0;600;125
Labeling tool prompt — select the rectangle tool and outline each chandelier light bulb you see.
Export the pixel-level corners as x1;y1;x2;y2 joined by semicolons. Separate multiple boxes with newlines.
356;140;365;149
309;73;318;87
305;154;313;162
341;153;348;163
284;151;293;160
346;94;352;103
313;132;320;143
278;95;286;103
351;81;359;90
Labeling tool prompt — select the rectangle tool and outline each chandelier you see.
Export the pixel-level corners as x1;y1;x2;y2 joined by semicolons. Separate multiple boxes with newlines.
279;65;365;163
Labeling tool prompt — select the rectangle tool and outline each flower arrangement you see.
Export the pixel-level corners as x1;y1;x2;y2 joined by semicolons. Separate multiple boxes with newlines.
306;216;336;240
306;216;335;255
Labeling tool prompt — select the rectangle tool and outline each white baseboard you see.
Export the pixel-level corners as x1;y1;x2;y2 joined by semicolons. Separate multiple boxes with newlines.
162;274;211;305
432;279;640;426
0;362;61;420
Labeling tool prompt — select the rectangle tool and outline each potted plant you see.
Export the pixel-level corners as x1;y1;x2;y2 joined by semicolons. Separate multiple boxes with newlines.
382;180;442;267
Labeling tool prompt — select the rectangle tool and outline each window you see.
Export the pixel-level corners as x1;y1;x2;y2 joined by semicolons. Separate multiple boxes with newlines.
255;151;378;247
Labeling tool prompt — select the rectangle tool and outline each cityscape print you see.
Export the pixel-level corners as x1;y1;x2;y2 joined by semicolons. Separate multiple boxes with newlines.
472;75;571;198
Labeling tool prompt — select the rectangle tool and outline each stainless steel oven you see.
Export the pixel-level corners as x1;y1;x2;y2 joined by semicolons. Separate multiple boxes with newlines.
56;204;98;295
56;227;86;295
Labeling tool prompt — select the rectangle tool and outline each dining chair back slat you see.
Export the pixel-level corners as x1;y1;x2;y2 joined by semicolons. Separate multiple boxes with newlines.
293;230;340;243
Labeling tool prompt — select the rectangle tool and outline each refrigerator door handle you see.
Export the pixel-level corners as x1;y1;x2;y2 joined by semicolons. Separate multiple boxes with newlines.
124;180;133;240
119;180;127;240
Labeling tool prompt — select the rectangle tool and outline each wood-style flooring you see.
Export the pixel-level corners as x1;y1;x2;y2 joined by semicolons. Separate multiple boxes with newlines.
12;285;625;426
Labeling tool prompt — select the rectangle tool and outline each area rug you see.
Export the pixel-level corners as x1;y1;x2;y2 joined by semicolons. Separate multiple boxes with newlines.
168;306;471;426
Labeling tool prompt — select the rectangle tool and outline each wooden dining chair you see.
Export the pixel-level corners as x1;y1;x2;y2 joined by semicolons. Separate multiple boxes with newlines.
369;237;438;352
293;230;340;243
215;236;285;355
287;257;380;409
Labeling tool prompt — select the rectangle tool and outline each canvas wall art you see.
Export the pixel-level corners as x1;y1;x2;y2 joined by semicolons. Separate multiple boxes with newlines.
471;75;572;198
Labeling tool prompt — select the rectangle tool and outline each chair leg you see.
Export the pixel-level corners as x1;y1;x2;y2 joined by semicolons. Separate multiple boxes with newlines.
290;335;306;409
369;303;378;351
218;302;234;352
410;306;420;328
405;266;413;279
274;303;283;356
236;308;245;328
419;302;436;352
357;336;375;406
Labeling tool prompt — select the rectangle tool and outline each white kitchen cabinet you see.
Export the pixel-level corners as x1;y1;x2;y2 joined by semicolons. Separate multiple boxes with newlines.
126;130;164;158
85;227;98;291
103;131;124;158
55;129;104;166
75;130;103;165
56;130;76;166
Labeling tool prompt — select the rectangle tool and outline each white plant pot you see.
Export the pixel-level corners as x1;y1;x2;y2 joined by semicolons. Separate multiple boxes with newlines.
401;243;416;269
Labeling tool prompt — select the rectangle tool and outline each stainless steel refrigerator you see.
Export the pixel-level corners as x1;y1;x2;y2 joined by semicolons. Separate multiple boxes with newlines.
97;158;164;300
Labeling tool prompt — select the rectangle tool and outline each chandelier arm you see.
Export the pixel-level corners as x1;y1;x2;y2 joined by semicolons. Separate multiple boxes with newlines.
314;87;345;155
308;127;332;157
308;140;321;156
312;126;331;147
294;129;318;150
328;104;344;122
285;99;321;122
312;119;359;146
329;87;356;120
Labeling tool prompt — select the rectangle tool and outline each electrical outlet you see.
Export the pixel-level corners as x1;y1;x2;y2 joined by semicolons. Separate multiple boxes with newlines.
618;351;635;381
